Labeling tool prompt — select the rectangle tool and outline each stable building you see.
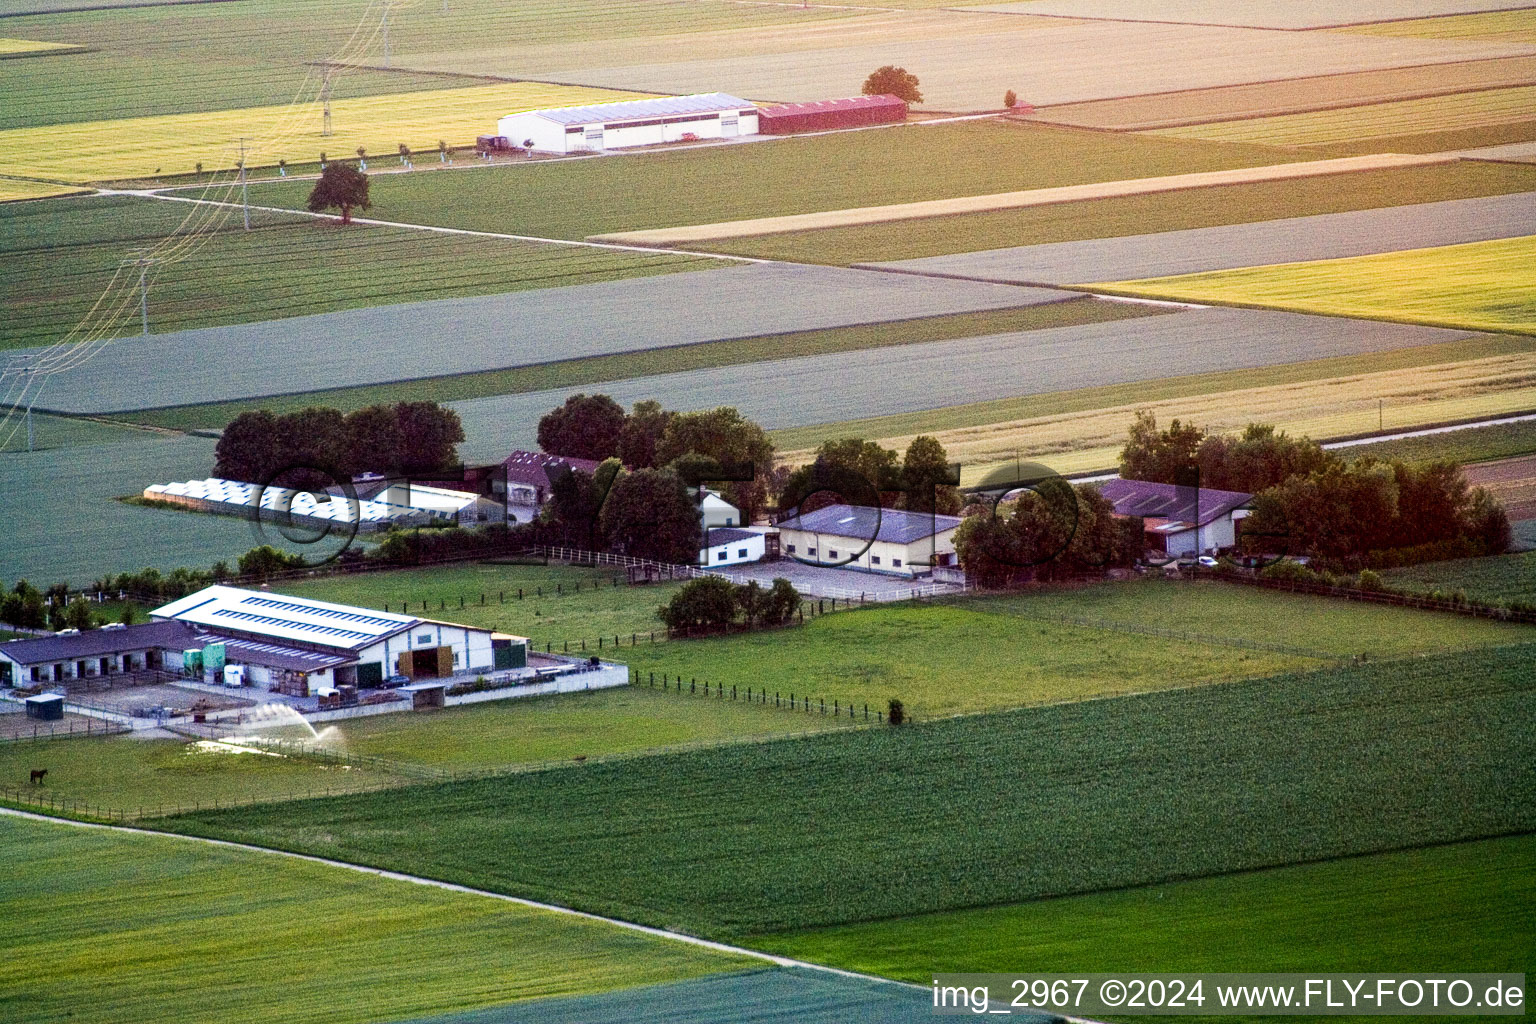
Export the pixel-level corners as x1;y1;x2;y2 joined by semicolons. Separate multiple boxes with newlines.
1100;479;1252;559
498;93;758;154
150;586;528;697
0;620;191;687
756;94;907;134
774;504;961;577
700;527;767;568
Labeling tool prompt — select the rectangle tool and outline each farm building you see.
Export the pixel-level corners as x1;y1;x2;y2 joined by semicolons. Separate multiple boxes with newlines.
354;478;506;525
697;489;741;530
143;478;437;532
1100;479;1252;558
0;620;192;686
756;95;907;134
700;527;767;567
503;450;601;521
775;503;961;577
497;93;758;154
149;586;529;697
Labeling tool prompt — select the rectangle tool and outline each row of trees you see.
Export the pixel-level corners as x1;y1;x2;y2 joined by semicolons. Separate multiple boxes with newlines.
214;401;465;486
658;576;800;632
778;435;961;516
953;481;1140;586
0;581;108;632
1121;412;1510;568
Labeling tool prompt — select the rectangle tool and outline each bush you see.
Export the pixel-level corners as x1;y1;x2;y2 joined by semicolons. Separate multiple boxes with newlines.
887;698;905;726
658;576;801;633
1357;569;1386;592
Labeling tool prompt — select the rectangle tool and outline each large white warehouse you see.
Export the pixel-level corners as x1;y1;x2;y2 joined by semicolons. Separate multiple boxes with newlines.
498;93;758;154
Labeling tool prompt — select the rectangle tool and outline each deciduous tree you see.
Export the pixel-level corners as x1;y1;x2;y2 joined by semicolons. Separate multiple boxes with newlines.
537;393;626;461
598;467;701;564
863;65;922;104
306;162;370;224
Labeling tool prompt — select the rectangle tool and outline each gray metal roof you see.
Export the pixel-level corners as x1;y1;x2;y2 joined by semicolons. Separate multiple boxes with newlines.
1099;479;1252;527
0;620;199;666
775;504;962;545
705;527;759;546
509;93;753;126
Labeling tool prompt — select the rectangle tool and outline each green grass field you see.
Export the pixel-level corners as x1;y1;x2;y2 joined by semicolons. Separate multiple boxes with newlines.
164;645;1536;938
0;410;159;453
0;195;713;350
753;834;1536;991
240;120;1289;241
1383;551;1536;606
0;816;752;1024
705;161;1536;265
0;733;412;815
112;297;1160;431
280;562;685;649
331;686;847;769
1343;420;1536;466
1090;236;1536;336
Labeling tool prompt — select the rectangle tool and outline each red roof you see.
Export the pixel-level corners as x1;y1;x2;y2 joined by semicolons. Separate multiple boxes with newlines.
757;95;907;117
503;450;601;487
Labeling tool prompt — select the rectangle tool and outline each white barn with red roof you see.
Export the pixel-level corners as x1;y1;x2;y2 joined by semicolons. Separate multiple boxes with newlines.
1100;479;1253;558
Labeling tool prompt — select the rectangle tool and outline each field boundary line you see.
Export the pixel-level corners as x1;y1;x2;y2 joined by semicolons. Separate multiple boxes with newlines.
0;805;922;989
588;153;1456;245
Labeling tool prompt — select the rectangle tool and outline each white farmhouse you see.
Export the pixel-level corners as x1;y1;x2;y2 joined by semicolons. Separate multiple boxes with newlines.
699;527;767;568
774;504;961;578
1100;479;1253;558
498;93;759;154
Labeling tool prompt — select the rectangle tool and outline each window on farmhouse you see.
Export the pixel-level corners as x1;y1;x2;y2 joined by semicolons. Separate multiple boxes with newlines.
718;549;728;560
738;549;747;558
828;550;838;558
786;544;796;554
418;633;432;644
893;558;902;567
871;555;881;565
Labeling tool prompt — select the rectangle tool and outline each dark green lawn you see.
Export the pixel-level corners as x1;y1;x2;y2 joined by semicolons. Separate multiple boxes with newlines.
164;646;1536;939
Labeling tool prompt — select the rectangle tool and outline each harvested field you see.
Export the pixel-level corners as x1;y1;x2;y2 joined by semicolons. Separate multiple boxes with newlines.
709;160;1536;264
1092;235;1536;335
771;341;1536;477
18;264;1051;415
0;81;656;183
441;308;1480;463
864;192;1536;286
590;154;1453;246
1026;56;1536;130
0;178;86;202
1151;84;1536;146
530;19;1536;112
962;0;1536;30
1342;8;1536;43
1465;453;1536;519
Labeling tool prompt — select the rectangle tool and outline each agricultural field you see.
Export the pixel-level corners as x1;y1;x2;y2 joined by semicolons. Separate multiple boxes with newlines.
1151;85;1536;148
1341;418;1536;466
0;411;155;454
0;178;87;202
1383;551;1536;606
331;686;848;770
164;645;1536;938
0;816;752;1024
241;120;1290;241
707;160;1536;265
0;732;412;815
280;562;686;648
0;37;80;56
753;834;1536;986
976;0;1536;31
0;81;657;183
1341;8;1536;44
116;298;1158;432
1091;235;1536;336
0;195;712;351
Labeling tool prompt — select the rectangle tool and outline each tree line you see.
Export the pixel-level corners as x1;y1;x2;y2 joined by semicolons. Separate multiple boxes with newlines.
214;401;465;487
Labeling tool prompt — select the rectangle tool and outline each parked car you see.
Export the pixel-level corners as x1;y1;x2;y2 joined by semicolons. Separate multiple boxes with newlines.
1197;555;1219;568
383;673;410;688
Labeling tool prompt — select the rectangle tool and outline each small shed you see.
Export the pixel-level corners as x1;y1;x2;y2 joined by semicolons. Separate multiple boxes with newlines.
400;681;446;710
757;95;907;134
24;693;65;721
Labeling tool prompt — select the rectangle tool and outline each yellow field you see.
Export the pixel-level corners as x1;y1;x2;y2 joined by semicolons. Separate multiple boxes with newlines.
0;178;90;202
1086;236;1536;336
777;352;1536;479
0;38;81;56
1338;9;1536;44
1149;85;1536;147
0;82;658;184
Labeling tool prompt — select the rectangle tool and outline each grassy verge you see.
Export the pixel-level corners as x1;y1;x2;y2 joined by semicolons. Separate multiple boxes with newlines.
237;120;1289;241
703;161;1536;265
107;298;1158;431
0;816;751;1024
1088;236;1536;336
162;646;1536;938
1;196;711;351
752;834;1536;1009
1383;551;1536;606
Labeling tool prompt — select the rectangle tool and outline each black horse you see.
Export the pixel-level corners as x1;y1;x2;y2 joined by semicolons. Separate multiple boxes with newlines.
29;768;47;784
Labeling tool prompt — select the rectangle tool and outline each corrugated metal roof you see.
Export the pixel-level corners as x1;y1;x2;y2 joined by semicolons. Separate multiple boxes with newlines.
705;527;758;545
507;93;754;126
0;620;198;666
503;449;601;488
152;586;420;653
757;95;906;117
1099;479;1252;527
775;504;961;545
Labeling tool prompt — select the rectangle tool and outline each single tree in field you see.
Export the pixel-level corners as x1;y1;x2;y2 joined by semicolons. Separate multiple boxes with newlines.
438;139;449;163
1003;89;1018;109
194;161;203;180
398;142;411;167
356;145;367;170
307;162;371;224
278;158;287;177
862;65;922;104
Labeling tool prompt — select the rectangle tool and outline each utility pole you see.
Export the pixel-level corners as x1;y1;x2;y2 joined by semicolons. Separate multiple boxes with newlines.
138;262;150;335
321;70;334;137
238;137;250;231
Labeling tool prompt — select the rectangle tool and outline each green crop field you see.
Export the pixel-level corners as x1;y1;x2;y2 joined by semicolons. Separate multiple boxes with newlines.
624;601;1316;719
1383;551;1536;606
163;645;1536;938
0;195;713;350
753;834;1536;991
240;120;1289;242
1090;235;1536;336
0;410;159;453
0;733;413;815
1344;419;1536;466
280;561;686;649
706;161;1536;265
114;297;1159;431
0;816;751;1024
331;686;846;769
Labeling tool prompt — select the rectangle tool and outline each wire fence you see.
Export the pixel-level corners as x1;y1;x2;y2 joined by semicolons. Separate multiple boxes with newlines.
0;717;130;743
633;667;895;725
